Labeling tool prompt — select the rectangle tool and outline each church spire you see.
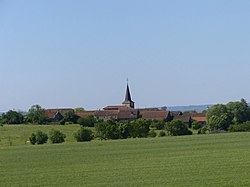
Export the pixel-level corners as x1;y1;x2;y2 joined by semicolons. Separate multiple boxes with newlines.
122;80;135;108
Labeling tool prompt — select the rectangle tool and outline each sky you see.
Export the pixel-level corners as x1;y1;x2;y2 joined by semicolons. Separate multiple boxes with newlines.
0;0;250;111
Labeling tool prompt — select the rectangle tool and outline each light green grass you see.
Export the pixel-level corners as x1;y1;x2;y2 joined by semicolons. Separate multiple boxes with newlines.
0;126;250;187
0;124;80;146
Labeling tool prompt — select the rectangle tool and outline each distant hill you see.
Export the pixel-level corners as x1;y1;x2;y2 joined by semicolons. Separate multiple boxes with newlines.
161;103;250;112
161;105;212;112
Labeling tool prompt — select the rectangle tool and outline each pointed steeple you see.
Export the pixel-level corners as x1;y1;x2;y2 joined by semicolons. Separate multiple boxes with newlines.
122;81;135;108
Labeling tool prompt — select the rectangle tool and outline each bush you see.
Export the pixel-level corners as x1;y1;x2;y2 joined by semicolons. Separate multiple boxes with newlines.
74;127;93;142
198;126;209;134
77;115;97;127
29;133;37;145
192;121;202;130
29;131;48;145
148;130;157;137
150;120;165;130
158;131;166;137
49;129;66;144
229;121;250;132
166;120;192;136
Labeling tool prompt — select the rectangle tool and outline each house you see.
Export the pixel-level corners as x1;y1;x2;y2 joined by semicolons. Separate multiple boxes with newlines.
45;108;74;122
139;110;172;121
171;112;192;128
191;113;207;126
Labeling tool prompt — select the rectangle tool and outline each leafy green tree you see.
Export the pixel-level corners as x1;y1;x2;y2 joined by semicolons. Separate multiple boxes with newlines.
2;110;24;124
130;119;150;138
226;99;250;124
206;104;233;130
207;115;229;131
150;120;165;130
77;115;97;127
74;127;93;142
229;121;250;132
64;111;79;124
118;121;133;139
26;105;48;124
49;129;66;144
74;107;85;112
166;120;192;136
192;121;202;130
95;120;121;140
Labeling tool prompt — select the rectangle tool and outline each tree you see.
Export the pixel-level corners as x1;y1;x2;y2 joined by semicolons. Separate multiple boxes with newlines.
74;107;85;112
2;110;24;124
26;105;48;124
118;121;133;139
94;120;121;140
226;99;250;124
29;131;48;145
206;104;233;130
130;119;150;138
49;129;66;144
207;114;229;131
74;127;93;142
192;121;202;130
64;111;78;124
150;120;165;130
166;120;192;136
77;115;97;127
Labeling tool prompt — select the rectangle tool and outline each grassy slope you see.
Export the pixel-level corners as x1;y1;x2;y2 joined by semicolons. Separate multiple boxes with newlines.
0;124;80;146
0;127;250;187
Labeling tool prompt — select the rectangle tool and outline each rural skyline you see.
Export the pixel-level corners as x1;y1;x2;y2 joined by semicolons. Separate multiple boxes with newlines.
1;0;250;112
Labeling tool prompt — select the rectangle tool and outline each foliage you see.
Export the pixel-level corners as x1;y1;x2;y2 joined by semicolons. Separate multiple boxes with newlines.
49;129;66;144
74;107;85;112
207;115;230;131
29;131;48;145
2;110;24;124
166;120;192;136
158;131;166;137
64;111;79;124
130;119;150;138
95;120;121;140
226;99;250;124
77;115;97;127
148;130;157;137
118;121;133;139
229;121;250;132
29;133;36;145
192;121;202;130
206;99;250;131
74;127;93;142
198;126;209;134
150;120;165;130
26;105;48;124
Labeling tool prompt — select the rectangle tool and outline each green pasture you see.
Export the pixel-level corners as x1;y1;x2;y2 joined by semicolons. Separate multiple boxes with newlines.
0;125;250;186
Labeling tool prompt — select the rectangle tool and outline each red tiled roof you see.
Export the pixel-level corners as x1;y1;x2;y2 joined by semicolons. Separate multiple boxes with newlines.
140;110;170;121
103;105;131;110
75;111;95;118
94;110;119;118
45;108;74;119
192;116;207;122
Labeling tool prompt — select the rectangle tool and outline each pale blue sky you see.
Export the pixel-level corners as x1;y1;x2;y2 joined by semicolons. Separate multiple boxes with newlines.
0;0;250;111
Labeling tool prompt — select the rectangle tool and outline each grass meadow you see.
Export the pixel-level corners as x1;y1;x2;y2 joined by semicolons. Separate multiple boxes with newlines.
0;125;250;186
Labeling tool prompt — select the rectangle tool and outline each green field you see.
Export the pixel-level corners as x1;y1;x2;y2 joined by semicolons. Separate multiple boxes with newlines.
0;125;250;186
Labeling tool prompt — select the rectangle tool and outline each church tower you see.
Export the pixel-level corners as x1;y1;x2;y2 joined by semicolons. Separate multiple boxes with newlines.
122;82;135;108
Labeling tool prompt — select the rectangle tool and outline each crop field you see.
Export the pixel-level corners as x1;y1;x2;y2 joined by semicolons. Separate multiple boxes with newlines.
0;125;250;186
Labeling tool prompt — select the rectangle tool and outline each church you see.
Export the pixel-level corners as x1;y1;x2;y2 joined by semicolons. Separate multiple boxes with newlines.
75;83;172;122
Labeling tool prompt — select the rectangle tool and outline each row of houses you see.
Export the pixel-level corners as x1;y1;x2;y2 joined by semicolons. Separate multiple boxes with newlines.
44;83;207;127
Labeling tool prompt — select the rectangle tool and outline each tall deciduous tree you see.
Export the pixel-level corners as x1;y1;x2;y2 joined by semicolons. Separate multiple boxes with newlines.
26;105;48;124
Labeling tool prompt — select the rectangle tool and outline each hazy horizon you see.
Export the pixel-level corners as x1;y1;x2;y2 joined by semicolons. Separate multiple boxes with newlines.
1;1;250;111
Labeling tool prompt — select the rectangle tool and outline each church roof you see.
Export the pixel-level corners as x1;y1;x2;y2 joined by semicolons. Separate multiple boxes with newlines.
123;83;133;103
